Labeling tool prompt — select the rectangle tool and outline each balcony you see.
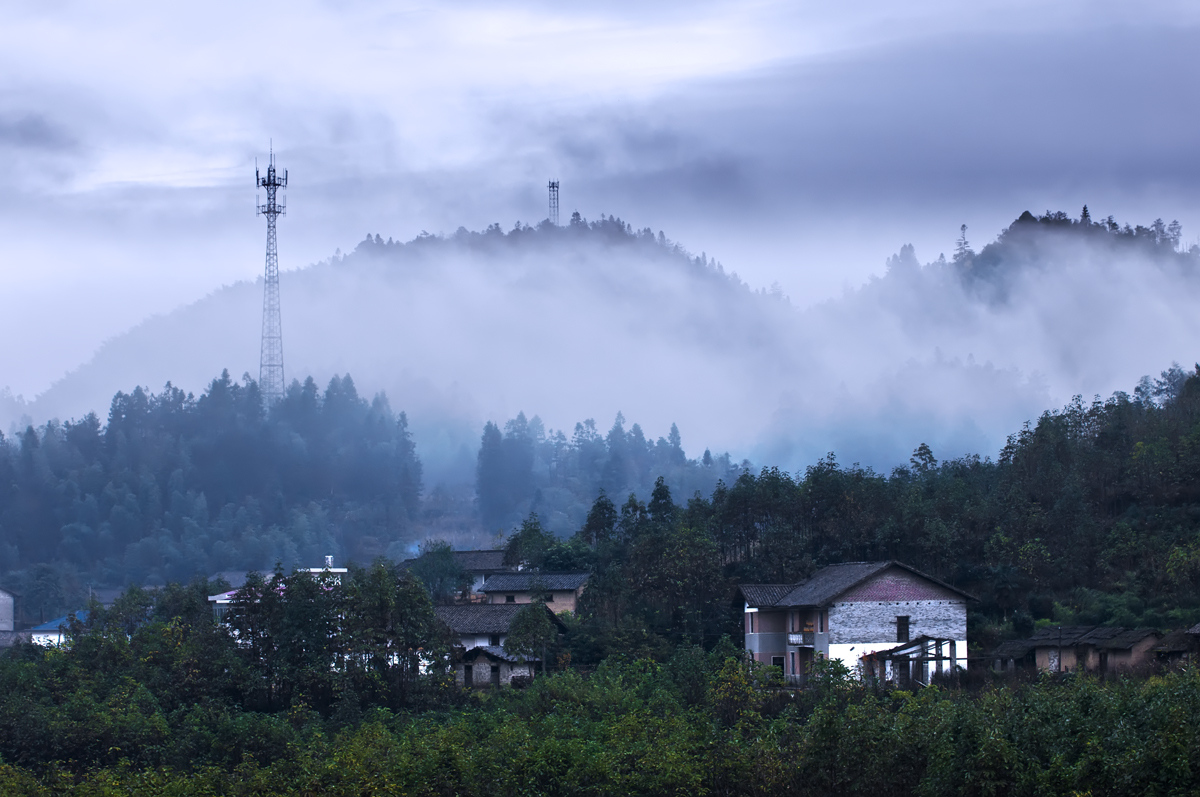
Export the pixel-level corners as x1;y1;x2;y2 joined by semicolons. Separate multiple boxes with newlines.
788;632;814;647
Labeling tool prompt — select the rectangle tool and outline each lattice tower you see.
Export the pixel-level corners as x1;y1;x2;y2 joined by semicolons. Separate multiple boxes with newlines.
256;149;287;404
548;180;559;226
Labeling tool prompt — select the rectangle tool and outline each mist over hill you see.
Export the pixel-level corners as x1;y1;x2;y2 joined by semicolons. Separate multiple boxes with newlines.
10;209;1200;483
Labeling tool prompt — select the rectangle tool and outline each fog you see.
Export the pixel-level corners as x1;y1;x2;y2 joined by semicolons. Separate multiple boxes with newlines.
8;214;1199;486
4;1;1200;483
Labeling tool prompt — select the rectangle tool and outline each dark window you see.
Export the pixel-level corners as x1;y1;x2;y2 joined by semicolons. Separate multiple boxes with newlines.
506;595;516;603
545;592;554;602
464;664;473;685
896;616;910;643
489;634;501;647
771;656;784;669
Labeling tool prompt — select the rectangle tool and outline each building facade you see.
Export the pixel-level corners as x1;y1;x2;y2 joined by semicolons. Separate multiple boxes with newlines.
739;561;971;682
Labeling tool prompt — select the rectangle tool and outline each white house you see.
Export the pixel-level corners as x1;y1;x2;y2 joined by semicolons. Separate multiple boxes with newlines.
29;610;89;646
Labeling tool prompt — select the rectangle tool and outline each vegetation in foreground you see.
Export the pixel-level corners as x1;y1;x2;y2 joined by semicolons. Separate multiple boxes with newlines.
1;598;1199;797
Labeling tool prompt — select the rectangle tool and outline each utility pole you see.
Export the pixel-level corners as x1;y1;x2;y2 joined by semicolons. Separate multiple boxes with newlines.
256;147;287;405
548;180;559;226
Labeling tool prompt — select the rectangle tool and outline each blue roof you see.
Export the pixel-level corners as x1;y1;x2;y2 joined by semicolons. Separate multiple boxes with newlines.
31;610;89;632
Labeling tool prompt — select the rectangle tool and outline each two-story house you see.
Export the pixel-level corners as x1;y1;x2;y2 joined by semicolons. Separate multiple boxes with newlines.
738;561;972;682
481;572;589;614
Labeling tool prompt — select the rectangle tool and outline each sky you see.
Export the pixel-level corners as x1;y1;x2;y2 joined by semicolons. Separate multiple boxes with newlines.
3;0;1200;414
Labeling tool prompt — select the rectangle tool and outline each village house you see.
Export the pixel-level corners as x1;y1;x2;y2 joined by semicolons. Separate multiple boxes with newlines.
481;572;590;614
207;557;347;620
1153;623;1200;667
29;610;89;646
737;561;972;683
990;626;1161;673
434;603;565;687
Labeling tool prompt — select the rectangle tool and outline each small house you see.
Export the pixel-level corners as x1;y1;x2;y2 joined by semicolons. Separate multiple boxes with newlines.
30;610;89;646
434;603;565;686
481;572;590;614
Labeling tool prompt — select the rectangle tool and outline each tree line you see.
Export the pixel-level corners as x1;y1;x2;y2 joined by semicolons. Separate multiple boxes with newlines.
0;371;421;623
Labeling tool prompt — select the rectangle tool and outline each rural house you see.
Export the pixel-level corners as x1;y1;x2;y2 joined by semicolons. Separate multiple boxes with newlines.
434;603;565;687
481;572;590;614
737;561;971;683
990;626;1161;673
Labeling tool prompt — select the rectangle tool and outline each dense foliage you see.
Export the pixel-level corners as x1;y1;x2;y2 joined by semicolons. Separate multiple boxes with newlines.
2;611;1200;796
0;372;421;623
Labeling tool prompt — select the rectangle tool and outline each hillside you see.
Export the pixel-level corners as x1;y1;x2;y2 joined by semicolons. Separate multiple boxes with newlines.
12;210;1200;480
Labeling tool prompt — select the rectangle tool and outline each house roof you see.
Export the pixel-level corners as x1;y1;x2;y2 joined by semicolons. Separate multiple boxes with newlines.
481;572;590;592
991;639;1036;659
435;603;566;634
1153;630;1196;654
1188;622;1200;636
739;584;796;608
1026;626;1160;650
462;645;537;664
454;550;510;573
738;561;973;609
31;610;89;632
402;550;513;574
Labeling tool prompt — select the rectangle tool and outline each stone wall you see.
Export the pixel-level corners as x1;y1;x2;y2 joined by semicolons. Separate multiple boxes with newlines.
828;599;966;646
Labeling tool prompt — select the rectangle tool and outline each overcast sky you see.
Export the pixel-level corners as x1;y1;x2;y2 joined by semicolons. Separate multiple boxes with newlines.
3;0;1200;400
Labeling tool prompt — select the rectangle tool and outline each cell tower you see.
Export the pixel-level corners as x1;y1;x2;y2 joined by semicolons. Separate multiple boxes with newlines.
256;148;287;405
548;180;559;226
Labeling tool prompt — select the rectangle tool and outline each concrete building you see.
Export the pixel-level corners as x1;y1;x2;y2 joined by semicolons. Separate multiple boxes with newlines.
0;587;13;632
738;561;972;683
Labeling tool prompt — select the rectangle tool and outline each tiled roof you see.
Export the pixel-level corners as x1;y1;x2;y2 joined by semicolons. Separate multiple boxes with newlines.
435;604;526;634
462;645;537;663
454;550;510;572
1153;630;1196;654
481;573;590;592
990;639;1036;659
776;562;894;606
739;561;973;609
738;584;797;608
1188;622;1200;636
402;550;512;574
1026;626;1159;650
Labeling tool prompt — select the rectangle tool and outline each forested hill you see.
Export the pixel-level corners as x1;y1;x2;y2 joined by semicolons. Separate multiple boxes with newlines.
13;208;1200;477
16;216;787;485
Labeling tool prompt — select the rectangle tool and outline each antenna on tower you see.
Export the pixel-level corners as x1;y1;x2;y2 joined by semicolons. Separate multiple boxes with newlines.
548;180;560;226
256;147;288;405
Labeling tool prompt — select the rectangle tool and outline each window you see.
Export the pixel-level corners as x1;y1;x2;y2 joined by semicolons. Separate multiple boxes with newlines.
489;634;501;647
790;651;796;674
771;656;784;669
506;595;516;603
545;592;554;602
896;615;910;643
